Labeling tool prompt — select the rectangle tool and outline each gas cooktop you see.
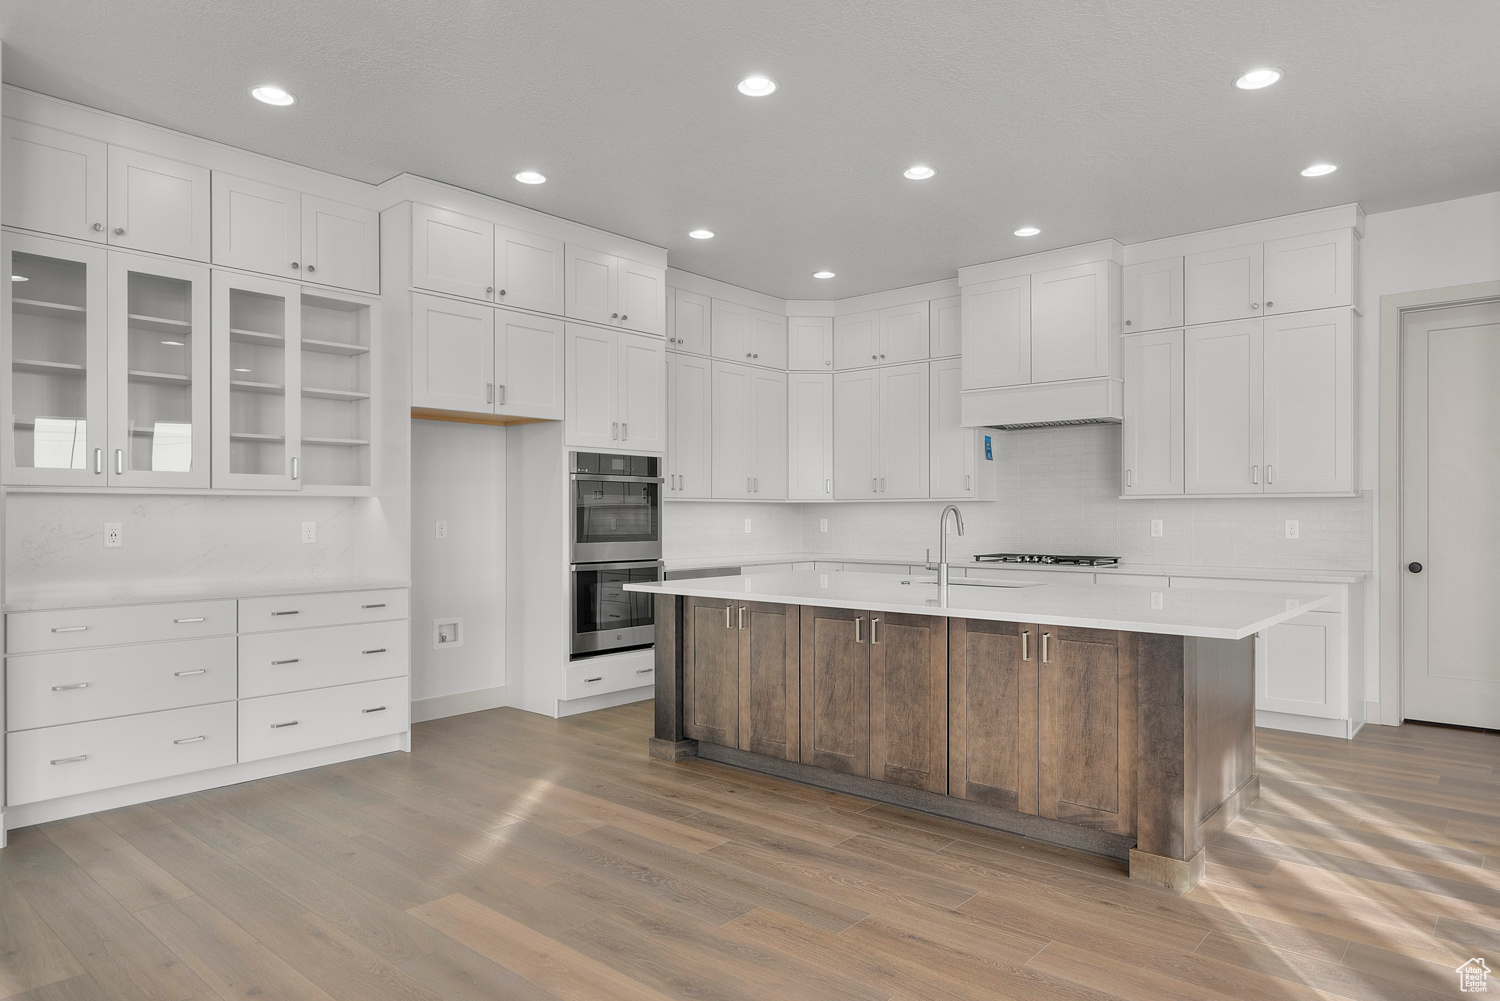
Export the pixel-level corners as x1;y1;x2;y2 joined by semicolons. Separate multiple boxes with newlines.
972;553;1120;567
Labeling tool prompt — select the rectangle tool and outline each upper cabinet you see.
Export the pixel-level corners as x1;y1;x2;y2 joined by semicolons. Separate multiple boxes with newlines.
787;372;834;501
833;362;930;499
834;304;929;370
1029;261;1118;383
833;310;879;370
711;362;786;500
1121;330;1184;496
960;275;1030;390
1121;257;1183;333
1183;243;1264;326
1181;230;1354;326
410;294;564;422
411;204;494;300
668;288;710;355
666;351;713;498
214;174;378;294
930;358;983;500
929;296;961;358
494;224;565;315
711;299;786;369
787;315;833;371
3;119;211;262
565;245;665;336
564;324;665;452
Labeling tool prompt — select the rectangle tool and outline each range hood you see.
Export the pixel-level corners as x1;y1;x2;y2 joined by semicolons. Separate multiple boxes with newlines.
960;377;1123;431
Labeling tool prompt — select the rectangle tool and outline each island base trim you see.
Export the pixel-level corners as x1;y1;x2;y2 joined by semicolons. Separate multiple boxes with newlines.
694;741;1135;863
648;737;700;761
1129;846;1206;892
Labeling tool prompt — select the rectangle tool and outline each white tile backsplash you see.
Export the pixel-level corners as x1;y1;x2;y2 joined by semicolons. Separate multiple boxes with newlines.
663;501;804;562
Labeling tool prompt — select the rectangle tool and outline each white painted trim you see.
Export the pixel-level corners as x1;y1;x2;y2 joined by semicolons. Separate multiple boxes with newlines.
554;685;652;718
2;732;407;835
411;685;510;723
959;239;1124;285
1365;701;1389;727
1256;709;1357;739
1377;279;1500;727
785;300;837;317
666;268;785;313
831;278;962;315
1123;203;1366;264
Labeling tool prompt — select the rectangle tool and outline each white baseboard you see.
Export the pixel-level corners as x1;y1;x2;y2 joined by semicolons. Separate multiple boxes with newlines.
1256;709;1357;739
555;685;652;718
411;685;509;723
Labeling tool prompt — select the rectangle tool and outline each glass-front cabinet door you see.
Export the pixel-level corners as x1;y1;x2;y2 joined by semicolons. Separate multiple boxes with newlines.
212;271;301;489
107;254;211;487
2;233;109;485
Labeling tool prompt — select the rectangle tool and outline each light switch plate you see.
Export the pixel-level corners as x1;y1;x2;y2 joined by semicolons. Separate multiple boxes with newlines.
1285;520;1300;540
302;521;317;544
103;523;122;548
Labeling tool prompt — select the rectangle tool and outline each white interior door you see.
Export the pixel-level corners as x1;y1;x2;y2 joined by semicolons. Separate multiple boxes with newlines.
1402;300;1500;728
410;293;494;413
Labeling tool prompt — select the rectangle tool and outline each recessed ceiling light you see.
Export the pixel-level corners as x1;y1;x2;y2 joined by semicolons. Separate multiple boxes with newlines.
1014;226;1041;237
513;170;547;185
1301;163;1337;177
10;274;27;281
1234;67;1283;90
737;75;777;97
904;165;935;180
813;270;835;279
688;229;715;239
161;340;184;346
250;85;296;106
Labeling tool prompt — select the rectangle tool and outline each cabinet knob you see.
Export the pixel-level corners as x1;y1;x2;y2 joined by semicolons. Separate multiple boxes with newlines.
621;314;628;321
1265;300;1274;308
826;360;831;366
1125;320;1132;326
113;227;125;236
752;353;758;359
486;286;494;294
498;289;506;296
872;354;878;360
1250;302;1260;309
306;264;316;273
92;222;104;232
612;313;619;319
1408;562;1423;573
880;353;886;359
291;262;300;269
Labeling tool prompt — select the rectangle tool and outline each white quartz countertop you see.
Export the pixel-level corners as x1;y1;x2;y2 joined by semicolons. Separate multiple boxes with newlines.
662;553;1367;584
628;570;1330;640
5;577;412;613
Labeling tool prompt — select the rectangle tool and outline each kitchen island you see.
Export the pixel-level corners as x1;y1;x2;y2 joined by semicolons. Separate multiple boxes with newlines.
627;569;1329;890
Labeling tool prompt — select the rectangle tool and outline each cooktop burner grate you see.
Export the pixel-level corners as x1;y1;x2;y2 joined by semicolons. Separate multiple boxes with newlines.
972;553;1121;567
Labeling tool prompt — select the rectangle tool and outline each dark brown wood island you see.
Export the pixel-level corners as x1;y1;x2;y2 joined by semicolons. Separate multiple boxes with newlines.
627;570;1330;890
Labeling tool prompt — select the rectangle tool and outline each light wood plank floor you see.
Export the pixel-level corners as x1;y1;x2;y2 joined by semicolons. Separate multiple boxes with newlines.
3;702;1498;1001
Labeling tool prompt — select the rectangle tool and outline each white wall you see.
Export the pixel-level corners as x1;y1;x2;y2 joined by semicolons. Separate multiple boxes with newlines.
409;420;507;703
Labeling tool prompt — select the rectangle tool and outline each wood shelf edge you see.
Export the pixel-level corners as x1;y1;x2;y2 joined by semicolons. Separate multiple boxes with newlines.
410;407;555;428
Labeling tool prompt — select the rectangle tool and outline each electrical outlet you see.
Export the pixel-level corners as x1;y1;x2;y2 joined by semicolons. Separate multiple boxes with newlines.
435;520;448;540
1151;519;1163;538
743;518;752;534
819;518;828;533
1285;520;1300;540
432;618;464;649
1151;591;1164;610
301;521;317;544
103;522;122;548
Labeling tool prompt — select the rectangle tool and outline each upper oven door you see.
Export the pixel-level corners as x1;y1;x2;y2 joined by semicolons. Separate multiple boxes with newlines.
571;473;662;562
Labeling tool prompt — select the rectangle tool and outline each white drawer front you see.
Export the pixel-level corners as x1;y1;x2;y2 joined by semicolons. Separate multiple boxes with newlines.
238;677;408;762
564;658;656;701
7;637;238;731
6;702;237;806
238;621;409;699
7;600;238;654
238;589;409;633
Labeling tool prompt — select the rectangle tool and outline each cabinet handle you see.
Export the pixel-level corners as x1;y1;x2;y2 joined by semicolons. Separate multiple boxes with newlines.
880;478;886;492
1251;465;1259;484
612;422;619;440
94;448;103;475
871;477;877;493
272;610;300;616
306;264;316;274
738;605;745;630
115;449;124;475
747;477;752;493
620;422;627;440
51;625;89;633
1267;464;1274;484
1041;631;1051;664
174;616;206;623
725;605;733;629
825;478;831;494
870;616;879;644
1021;629;1030;661
362;706;387;713
291;262;300;270
585;676;603;683
175;669;207;677
965;474;972;490
362;603;387;609
51;755;88;765
855;616;863;643
92;222;104;232
497;384;506;406
51;682;89;691
271;658;300;665
753;477;758;492
636;667;653;674
362;648;387;655
1126;469;1133;488
271;720;299;728
486;383;495;405
291;456;299;480
174;735;206;744
113;227;125;236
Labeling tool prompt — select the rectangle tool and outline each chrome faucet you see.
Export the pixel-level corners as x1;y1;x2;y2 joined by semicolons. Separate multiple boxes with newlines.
935;504;965;588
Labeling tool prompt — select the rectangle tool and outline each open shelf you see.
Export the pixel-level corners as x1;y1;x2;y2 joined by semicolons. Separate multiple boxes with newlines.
302;337;369;357
13;298;85;319
229;432;286;443
303;436;370;446
128;369;191;386
230;380;286;395
302;387;370;401
127;313;192;335
13;359;84;375
229;328;285;347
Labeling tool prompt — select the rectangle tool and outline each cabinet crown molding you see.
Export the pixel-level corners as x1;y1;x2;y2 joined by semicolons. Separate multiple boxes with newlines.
1122;203;1365;266
959;239;1124;286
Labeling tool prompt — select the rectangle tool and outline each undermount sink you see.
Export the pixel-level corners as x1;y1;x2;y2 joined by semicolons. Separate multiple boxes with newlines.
901;577;1042;589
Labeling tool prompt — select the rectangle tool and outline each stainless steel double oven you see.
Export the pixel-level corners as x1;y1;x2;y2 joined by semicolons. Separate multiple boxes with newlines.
568;452;662;657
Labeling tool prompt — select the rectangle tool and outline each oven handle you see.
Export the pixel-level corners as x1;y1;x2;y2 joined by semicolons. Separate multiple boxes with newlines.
570;561;665;573
570;473;665;484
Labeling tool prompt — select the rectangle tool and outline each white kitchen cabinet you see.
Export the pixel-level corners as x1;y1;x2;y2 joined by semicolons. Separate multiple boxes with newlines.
710;361;785;498
211;271;301;490
300;195;380;294
1121;329;1184;496
3;233;110;486
1264;230;1355;316
108;147;212;262
411;204;494;301
212;173;303;280
1183;243;1264;326
1122;257;1183;333
565;245;665;336
788;315;833;370
787;372;834;500
929;296;961;358
493;224;564;315
1262;308;1354;494
1257;611;1345;719
960;275;1029;389
832;363;929;498
833;310;880;369
711;299;783;367
1029;260;1117;384
618;258;667;336
666;352;712;498
299;291;376;491
669;289;710;355
1183;320;1261;495
879;302;930;365
750;310;788;370
411;294;493;413
495;309;565;421
833;369;878;497
930;358;977;499
2;118;108;244
564;324;663;451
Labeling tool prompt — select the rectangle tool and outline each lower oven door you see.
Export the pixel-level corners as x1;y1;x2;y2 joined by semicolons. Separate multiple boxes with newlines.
571;561;663;657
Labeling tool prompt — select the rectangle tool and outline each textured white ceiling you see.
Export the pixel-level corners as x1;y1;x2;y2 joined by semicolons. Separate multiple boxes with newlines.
0;1;1496;298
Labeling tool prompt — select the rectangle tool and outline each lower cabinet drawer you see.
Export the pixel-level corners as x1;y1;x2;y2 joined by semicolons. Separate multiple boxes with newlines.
563;658;655;700
7;637;238;731
238;677;408;762
238;589;409;633
7;599;238;654
238;620;410;699
6;702;237;806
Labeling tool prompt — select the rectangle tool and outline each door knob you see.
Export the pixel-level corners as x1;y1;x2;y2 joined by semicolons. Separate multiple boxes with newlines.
1408;562;1423;573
